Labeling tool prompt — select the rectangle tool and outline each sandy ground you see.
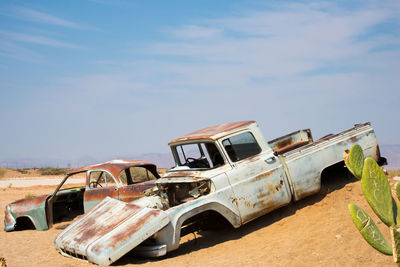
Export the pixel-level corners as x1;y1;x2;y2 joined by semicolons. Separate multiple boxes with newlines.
0;171;397;267
0;178;85;188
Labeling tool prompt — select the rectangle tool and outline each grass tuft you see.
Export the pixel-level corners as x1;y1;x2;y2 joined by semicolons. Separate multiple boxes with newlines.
16;168;28;174
388;169;400;179
0;167;5;178
38;167;68;176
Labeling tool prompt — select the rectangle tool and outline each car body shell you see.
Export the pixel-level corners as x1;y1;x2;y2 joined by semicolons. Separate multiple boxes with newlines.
4;159;159;231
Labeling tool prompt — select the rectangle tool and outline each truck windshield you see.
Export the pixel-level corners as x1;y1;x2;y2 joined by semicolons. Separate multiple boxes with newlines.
174;142;224;169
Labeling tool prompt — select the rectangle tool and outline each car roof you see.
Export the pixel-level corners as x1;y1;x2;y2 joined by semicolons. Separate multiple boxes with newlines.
67;159;159;179
168;121;256;145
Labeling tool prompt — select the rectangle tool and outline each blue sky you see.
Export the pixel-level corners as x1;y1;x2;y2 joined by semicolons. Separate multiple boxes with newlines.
0;0;399;163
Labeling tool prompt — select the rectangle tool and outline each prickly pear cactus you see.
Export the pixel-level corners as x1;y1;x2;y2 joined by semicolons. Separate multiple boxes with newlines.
361;157;394;227
349;203;392;255
345;144;400;265
391;226;400;263
344;144;364;180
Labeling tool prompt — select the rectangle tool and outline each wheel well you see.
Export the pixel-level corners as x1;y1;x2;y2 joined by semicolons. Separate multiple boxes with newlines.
180;210;232;237
320;160;353;192
15;216;36;231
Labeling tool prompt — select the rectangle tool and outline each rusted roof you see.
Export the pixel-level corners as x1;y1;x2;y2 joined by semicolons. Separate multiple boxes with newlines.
68;159;159;179
168;121;256;144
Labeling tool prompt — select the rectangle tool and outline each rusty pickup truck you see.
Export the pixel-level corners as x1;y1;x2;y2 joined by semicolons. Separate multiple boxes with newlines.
54;121;385;265
4;159;159;231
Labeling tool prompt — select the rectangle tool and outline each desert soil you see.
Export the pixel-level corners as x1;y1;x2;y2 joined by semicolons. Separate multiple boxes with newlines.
0;171;396;267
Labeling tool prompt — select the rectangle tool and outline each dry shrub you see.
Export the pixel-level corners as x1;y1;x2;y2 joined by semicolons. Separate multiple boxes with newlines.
16;168;28;174
388;169;400;179
38;167;67;176
0;167;6;178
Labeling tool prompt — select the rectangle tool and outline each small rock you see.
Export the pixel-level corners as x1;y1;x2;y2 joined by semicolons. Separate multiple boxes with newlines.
393;176;400;181
335;234;342;239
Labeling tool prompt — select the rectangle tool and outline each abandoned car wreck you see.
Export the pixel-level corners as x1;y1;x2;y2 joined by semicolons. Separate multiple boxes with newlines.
4;159;159;231
54;121;385;265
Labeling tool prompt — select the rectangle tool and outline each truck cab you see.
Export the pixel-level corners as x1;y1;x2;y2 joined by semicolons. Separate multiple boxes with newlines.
164;120;293;223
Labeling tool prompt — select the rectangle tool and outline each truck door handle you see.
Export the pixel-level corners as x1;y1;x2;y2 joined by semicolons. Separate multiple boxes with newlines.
265;156;276;163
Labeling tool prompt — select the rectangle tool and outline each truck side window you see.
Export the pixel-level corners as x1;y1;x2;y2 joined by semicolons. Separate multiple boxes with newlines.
173;142;223;168
222;132;261;162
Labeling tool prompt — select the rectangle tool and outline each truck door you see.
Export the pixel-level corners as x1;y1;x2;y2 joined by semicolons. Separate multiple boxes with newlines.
222;132;292;224
83;170;119;212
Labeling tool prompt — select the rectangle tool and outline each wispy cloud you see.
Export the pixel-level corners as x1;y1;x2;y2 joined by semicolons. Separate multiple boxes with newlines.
7;6;80;28
0;40;43;62
0;31;81;48
169;25;222;39
148;1;400;85
3;6;100;31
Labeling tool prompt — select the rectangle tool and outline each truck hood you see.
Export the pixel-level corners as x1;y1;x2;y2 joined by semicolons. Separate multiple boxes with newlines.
162;163;231;182
54;197;169;266
156;176;210;184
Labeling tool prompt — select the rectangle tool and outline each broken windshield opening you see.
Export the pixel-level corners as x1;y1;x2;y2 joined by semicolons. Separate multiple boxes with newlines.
173;142;224;169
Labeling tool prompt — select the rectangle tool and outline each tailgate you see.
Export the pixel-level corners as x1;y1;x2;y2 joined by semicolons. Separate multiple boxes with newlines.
54;197;169;266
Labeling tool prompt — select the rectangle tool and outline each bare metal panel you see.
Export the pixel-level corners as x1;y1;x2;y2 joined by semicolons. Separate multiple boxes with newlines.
55;197;169;265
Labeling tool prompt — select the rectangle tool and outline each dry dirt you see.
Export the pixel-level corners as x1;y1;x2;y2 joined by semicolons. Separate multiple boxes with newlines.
0;168;61;179
0;171;397;267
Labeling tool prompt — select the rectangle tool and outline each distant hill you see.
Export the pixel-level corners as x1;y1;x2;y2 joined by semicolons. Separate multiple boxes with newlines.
1;145;399;170
126;152;175;169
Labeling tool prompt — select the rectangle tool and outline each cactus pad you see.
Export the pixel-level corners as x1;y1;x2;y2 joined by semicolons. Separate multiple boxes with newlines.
344;144;364;180
361;157;394;227
391;226;400;263
349;203;392;255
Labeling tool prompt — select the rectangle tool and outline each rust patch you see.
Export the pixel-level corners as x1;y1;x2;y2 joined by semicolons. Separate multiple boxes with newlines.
274;141;310;155
4;209;14;225
168;121;256;144
254;169;276;181
244;198;282;222
231;198;238;205
10;195;48;214
275;181;283;192
350;136;359;143
257;188;269;200
118;182;155;203
84;188;119;202
163;171;199;178
275;138;294;150
244;201;252;208
68;160;159;183
91;211;157;253
70;201;143;245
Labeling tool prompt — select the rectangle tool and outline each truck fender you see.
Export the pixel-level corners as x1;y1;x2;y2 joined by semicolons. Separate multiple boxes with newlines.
164;201;241;252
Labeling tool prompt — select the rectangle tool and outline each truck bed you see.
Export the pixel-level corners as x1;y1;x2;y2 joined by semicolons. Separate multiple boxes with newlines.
278;122;380;201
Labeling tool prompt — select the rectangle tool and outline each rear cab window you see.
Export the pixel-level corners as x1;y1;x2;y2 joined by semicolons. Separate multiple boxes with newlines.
222;132;261;162
118;167;157;184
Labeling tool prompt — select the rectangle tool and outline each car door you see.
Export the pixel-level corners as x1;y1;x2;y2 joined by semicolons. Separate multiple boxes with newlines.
83;170;119;212
222;131;292;224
